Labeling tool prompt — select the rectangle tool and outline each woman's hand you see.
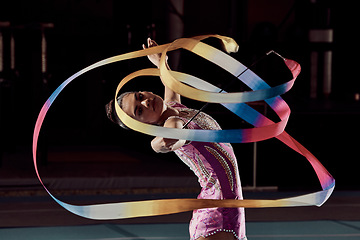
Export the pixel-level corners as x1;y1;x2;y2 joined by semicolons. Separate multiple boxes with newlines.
151;137;186;153
142;38;168;68
150;117;186;153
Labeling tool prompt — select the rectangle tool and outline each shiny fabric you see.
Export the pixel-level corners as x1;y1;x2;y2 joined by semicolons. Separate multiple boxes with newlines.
170;102;246;240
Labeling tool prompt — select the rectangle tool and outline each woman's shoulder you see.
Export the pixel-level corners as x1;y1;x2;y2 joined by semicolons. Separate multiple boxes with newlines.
165;101;187;109
164;101;190;127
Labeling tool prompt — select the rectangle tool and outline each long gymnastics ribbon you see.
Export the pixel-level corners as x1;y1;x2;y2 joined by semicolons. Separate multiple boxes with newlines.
33;35;334;220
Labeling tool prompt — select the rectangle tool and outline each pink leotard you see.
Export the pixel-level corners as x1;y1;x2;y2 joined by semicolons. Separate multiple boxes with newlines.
168;102;246;240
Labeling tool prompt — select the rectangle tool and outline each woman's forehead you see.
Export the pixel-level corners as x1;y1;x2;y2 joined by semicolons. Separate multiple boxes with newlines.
121;92;136;116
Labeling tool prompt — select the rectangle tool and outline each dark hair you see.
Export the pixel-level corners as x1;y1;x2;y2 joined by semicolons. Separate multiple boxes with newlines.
105;91;135;130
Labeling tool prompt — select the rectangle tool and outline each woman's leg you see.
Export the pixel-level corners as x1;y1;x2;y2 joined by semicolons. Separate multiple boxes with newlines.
197;231;236;240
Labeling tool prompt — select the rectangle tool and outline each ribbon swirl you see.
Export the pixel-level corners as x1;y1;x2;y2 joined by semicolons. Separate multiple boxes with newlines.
33;35;334;220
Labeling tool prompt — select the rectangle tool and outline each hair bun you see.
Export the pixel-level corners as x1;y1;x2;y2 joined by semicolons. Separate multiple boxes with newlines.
105;99;118;124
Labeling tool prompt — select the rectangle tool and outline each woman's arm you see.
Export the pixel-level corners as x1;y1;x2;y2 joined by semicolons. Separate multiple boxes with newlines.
143;38;181;104
151;117;186;153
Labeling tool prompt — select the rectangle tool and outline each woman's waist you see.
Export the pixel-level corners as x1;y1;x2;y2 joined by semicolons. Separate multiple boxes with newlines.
197;181;242;200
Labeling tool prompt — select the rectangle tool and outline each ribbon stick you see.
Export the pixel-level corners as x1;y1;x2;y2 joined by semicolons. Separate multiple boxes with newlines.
33;35;334;220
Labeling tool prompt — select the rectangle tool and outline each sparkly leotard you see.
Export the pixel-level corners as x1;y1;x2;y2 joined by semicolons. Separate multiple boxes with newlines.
167;102;246;240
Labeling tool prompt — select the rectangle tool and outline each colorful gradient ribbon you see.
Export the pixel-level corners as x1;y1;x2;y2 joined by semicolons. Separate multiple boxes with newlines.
33;35;334;220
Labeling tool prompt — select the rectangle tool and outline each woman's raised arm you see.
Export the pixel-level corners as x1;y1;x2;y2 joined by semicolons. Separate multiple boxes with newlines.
142;38;181;104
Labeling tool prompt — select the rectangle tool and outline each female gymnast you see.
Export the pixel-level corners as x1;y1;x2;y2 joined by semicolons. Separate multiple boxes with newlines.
106;38;247;240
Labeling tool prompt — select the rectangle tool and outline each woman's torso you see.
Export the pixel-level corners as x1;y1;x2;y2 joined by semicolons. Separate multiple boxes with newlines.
166;101;246;240
167;101;243;200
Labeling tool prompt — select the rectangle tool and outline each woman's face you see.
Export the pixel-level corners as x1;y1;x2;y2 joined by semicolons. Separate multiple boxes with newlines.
121;91;165;125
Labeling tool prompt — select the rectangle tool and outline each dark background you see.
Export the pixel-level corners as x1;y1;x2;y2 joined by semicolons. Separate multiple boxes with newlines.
0;0;358;193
